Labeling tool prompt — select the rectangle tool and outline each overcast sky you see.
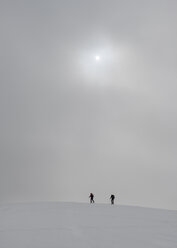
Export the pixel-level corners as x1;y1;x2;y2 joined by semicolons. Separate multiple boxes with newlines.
1;0;177;210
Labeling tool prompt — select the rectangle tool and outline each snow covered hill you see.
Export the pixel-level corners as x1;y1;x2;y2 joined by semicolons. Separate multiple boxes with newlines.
0;202;177;248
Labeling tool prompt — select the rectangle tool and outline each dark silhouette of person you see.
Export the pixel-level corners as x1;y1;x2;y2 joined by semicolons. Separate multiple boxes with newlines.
110;194;115;205
89;193;94;203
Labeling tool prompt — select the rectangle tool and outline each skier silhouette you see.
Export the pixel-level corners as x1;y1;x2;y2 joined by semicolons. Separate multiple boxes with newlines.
89;193;95;203
110;194;115;205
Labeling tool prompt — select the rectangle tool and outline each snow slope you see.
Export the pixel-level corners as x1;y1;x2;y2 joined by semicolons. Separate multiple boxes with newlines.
0;202;177;248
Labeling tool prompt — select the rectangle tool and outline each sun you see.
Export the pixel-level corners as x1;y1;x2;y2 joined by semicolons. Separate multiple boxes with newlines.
95;55;100;61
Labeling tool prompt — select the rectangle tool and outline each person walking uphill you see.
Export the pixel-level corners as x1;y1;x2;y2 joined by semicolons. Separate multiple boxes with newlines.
110;194;115;205
89;193;95;203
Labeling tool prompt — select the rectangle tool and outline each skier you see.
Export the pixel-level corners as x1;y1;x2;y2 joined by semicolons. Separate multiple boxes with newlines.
110;194;115;205
89;193;95;203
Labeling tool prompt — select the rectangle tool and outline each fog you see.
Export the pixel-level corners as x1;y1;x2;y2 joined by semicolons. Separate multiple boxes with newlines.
1;0;177;210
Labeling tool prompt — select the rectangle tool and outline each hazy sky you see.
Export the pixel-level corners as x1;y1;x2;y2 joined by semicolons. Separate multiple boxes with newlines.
1;0;177;210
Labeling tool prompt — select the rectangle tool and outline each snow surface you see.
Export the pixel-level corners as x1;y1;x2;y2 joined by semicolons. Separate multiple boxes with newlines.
0;202;177;248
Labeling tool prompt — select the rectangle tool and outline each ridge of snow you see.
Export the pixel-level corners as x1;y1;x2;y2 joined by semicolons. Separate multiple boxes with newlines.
0;202;177;247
